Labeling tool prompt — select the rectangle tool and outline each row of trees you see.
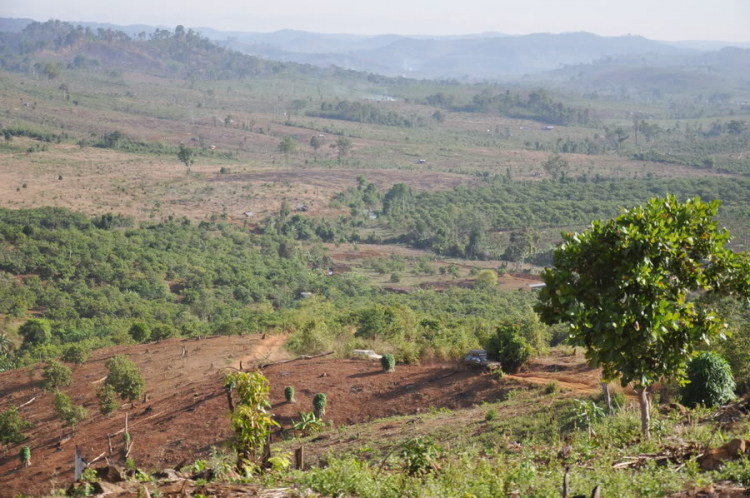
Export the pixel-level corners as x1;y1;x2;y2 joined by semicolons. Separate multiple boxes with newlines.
426;89;593;126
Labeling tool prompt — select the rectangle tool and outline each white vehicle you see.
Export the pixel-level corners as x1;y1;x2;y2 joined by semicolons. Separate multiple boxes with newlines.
352;349;383;360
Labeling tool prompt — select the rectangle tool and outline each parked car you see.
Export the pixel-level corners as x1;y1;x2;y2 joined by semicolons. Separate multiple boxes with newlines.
464;349;501;371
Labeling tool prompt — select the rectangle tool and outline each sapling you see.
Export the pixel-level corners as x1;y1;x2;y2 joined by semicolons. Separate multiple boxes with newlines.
20;446;30;467
313;393;327;417
284;386;295;403
381;354;396;373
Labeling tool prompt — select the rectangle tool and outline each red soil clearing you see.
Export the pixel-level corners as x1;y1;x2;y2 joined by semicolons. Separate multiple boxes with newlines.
0;339;599;497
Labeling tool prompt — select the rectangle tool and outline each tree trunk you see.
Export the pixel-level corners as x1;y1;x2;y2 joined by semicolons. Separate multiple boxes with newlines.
637;386;650;440
225;388;234;412
659;384;671;405
601;382;613;415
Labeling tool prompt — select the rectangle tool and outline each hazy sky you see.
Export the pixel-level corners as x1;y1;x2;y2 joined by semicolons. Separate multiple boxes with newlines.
4;0;750;41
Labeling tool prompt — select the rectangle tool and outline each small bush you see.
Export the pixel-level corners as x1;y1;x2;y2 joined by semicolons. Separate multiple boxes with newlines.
96;384;119;415
20;445;31;467
41;360;72;391
380;354;396;373
105;355;145;402
128;322;151;343
484;409;497;421
491;370;505;381
151;325;177;342
53;391;88;427
313;393;327;417
489;324;532;373
399;437;442;475
681;351;736;408
62;344;90;365
389;273;400;283
476;269;498;287
545;381;559;394
0;407;32;445
285;386;295;403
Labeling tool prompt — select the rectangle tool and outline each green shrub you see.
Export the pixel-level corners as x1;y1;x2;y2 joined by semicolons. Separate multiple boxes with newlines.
18;319;51;349
0;407;32;445
20;445;31;467
389;273;400;283
313;393;327;417
484;409;497;421
53;391;88;427
128;322;151;343
681;351;736;408
545;381;559;394
476;270;498;287
285;386;295;403
105;355;145;402
491;370;505;381
151;325;177;342
489;323;532;373
399;437;442;475
41;360;72;391
62;344;90;365
96;384;119;415
380;353;396;373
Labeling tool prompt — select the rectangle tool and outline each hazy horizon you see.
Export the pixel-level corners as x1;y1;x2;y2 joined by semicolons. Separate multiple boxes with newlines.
4;0;750;43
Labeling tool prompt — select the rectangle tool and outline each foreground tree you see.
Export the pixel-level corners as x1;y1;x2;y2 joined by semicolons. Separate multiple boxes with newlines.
535;195;749;438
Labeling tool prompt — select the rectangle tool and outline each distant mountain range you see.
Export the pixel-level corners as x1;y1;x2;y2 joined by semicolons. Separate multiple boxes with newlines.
2;17;750;80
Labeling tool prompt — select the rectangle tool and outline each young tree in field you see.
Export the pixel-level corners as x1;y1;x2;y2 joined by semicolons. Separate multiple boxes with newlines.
20;446;31;468
309;135;322;157
104;355;145;404
541;154;569;181
41;361;72;391
177;144;195;175
0;407;31;446
225;371;279;467
335;137;352;163
535;195;749;438
278;136;298;161
53;391;87;427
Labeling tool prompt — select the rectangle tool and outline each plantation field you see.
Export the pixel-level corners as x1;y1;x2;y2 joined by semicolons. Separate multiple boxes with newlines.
0;336;604;496
1;22;749;498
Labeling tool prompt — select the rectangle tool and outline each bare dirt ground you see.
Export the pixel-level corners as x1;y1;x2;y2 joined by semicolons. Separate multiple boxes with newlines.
266;352;600;427
0;139;477;223
0;338;600;497
0;334;287;497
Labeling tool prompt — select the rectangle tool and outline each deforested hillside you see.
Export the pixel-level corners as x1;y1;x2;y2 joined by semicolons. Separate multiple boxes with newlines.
0;11;749;497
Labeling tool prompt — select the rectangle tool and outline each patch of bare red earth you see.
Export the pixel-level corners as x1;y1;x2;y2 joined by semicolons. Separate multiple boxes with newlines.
0;339;599;497
0;335;287;497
